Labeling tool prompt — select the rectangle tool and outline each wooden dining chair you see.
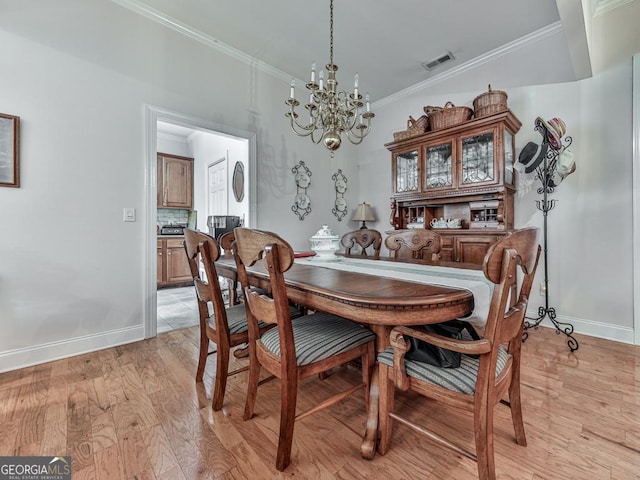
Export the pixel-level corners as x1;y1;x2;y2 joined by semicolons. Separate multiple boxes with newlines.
233;227;376;471
376;227;541;480
183;228;271;410
218;231;241;306
385;228;442;260
341;229;382;256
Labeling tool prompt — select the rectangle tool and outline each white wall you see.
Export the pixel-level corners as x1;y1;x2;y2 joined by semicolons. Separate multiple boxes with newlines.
157;131;192;158
0;6;354;372
359;58;635;343
189;131;249;229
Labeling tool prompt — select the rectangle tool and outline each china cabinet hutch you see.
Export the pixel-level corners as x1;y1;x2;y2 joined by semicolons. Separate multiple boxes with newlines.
387;109;521;264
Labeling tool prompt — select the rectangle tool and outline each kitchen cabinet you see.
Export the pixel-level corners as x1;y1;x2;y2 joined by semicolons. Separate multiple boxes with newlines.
157;153;193;209
157;241;164;284
157;237;193;288
387;110;521;264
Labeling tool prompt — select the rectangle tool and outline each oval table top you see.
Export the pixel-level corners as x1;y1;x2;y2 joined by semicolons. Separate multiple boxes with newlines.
216;256;474;327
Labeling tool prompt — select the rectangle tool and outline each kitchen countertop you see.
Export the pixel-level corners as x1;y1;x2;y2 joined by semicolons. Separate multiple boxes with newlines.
157;234;185;238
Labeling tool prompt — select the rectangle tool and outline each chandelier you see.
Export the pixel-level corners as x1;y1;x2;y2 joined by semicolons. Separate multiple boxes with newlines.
285;0;374;155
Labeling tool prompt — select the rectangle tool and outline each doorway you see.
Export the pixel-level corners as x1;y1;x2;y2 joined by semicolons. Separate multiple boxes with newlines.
208;157;228;219
144;106;257;339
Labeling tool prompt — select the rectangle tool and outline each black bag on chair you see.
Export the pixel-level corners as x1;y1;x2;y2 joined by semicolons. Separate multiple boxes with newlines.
405;319;481;368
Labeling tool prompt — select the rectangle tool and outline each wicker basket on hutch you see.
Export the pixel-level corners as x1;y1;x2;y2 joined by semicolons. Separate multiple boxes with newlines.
427;102;473;130
423;105;442;116
473;84;508;118
393;115;429;141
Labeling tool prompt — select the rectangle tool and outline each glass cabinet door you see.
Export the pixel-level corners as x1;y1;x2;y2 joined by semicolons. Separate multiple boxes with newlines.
504;130;514;185
460;132;495;186
424;142;453;190
395;150;418;193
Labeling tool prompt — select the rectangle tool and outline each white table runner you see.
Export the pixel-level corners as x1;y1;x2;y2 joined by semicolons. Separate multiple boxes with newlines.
299;257;493;327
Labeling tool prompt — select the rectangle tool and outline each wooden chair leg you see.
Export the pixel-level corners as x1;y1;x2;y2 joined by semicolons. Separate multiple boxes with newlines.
377;363;395;455
195;331;210;382
233;344;250;358
275;373;298;471
474;402;496;480
242;347;261;421
212;343;230;411
508;341;527;446
509;378;527;446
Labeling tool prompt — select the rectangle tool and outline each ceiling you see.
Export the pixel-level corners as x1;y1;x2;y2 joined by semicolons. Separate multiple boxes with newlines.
114;0;592;101
0;0;595;104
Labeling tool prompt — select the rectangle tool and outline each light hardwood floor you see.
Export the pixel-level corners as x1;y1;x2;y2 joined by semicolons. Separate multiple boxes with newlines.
1;326;638;479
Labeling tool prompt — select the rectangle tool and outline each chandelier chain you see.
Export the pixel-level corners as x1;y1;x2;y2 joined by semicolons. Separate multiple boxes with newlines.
329;0;334;66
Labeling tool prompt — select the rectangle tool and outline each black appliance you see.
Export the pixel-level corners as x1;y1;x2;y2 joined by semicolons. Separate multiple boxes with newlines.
160;224;186;235
207;215;241;240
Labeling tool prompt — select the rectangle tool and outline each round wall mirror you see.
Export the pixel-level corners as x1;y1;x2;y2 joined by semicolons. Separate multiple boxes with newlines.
232;161;245;202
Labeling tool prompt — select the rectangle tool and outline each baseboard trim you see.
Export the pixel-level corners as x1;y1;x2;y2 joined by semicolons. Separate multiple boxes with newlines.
0;326;145;373
525;309;635;345
1;311;634;373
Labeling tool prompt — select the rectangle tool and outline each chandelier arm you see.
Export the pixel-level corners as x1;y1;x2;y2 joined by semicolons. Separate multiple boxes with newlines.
310;128;326;145
287;113;320;138
345;116;374;141
344;128;369;143
345;124;369;140
288;114;324;145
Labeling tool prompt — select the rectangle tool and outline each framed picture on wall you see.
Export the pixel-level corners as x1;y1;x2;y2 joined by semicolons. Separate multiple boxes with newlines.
0;113;20;187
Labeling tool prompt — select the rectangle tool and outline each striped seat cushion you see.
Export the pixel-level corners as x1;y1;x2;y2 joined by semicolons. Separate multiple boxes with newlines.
208;304;251;335
260;313;375;366
208;304;301;336
378;344;509;395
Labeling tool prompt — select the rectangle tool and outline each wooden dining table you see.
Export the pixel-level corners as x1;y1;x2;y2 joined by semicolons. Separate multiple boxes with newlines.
215;254;475;459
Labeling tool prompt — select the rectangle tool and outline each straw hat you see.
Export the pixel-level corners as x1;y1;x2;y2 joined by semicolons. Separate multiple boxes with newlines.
535;116;566;150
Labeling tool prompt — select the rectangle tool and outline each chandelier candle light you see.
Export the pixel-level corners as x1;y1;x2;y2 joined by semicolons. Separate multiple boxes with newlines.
286;0;374;155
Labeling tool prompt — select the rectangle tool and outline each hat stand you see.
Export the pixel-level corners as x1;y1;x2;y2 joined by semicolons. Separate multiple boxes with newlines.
522;126;579;352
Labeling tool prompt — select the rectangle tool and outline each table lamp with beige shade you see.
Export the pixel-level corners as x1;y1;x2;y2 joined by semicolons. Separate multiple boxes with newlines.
351;202;375;229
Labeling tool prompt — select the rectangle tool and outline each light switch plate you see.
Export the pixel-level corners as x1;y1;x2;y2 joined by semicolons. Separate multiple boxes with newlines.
123;208;136;222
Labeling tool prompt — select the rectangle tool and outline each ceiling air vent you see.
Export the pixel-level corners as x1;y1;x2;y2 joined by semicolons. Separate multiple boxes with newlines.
422;52;455;71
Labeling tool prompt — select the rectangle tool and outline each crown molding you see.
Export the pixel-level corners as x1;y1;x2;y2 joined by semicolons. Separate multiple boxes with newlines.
374;22;564;109
593;0;634;16
109;0;293;83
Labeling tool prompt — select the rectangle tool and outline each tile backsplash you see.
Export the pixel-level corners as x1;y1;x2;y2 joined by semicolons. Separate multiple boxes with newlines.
158;208;189;226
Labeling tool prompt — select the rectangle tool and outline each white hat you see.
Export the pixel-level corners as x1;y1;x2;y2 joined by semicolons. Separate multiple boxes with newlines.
551;148;576;186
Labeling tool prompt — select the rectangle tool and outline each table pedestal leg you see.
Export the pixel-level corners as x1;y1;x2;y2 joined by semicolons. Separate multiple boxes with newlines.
361;365;379;459
361;324;391;459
